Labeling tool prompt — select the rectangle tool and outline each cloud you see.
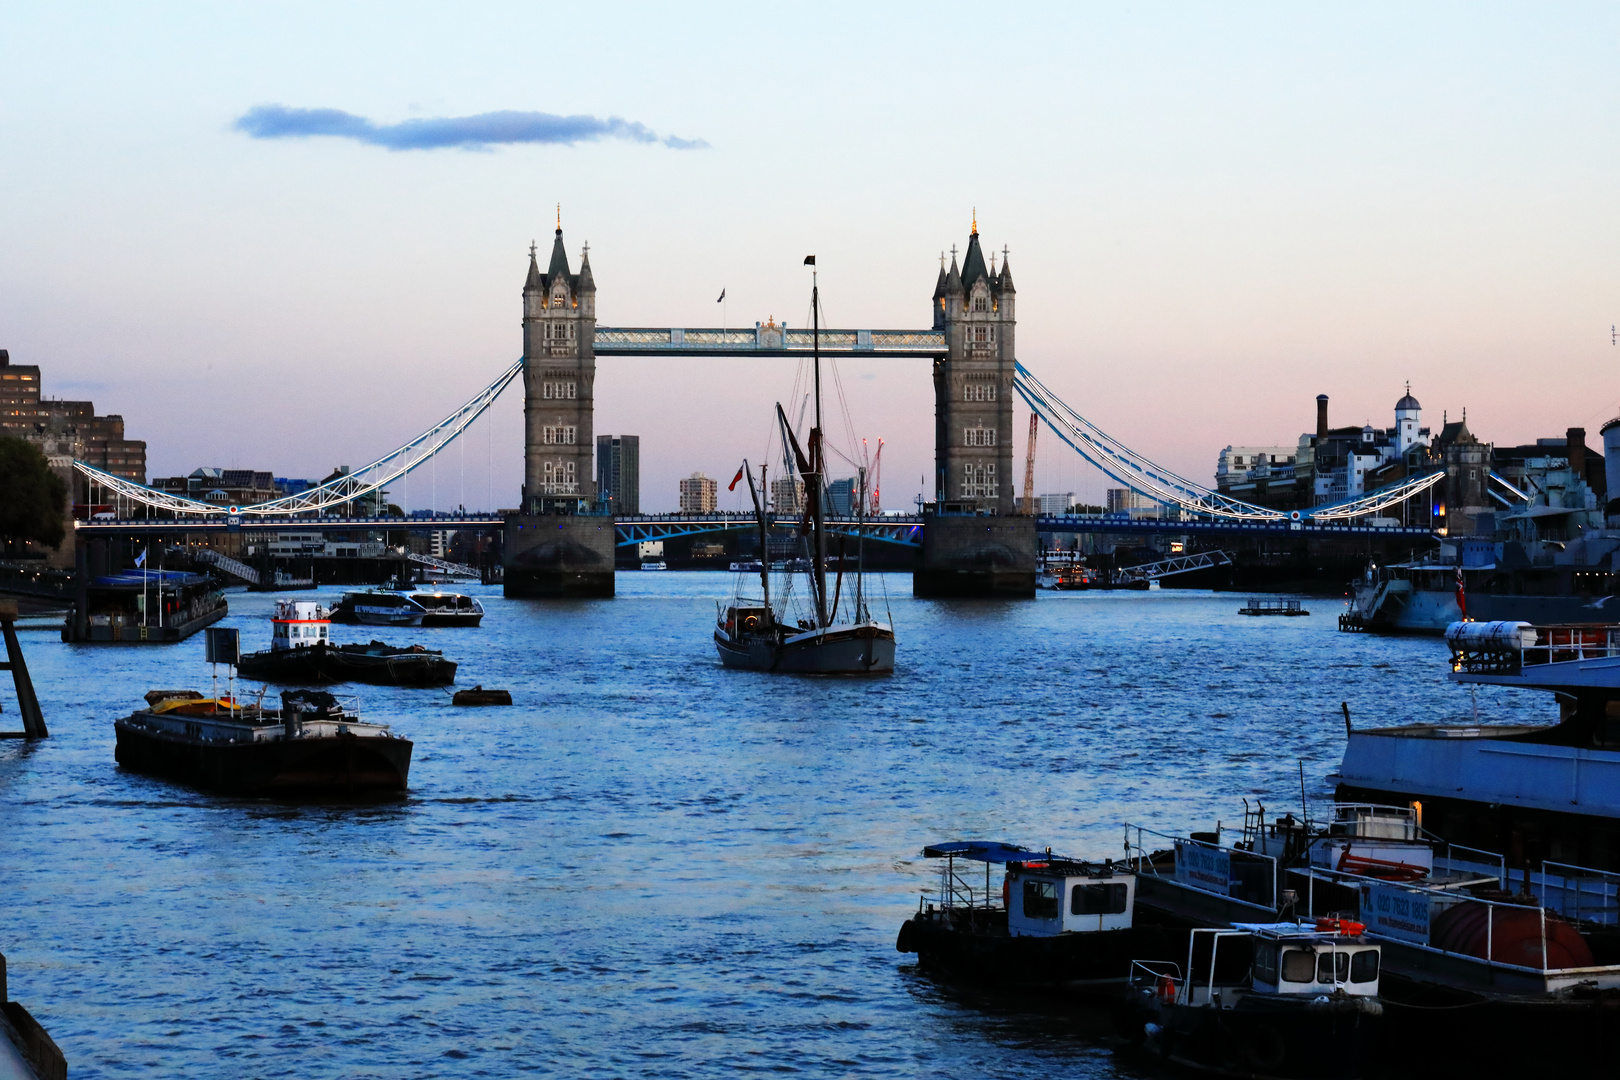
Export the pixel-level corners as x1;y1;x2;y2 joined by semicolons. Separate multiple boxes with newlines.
233;105;708;151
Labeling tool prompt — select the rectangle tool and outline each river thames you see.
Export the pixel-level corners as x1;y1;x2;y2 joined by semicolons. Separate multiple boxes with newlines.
0;576;1540;1078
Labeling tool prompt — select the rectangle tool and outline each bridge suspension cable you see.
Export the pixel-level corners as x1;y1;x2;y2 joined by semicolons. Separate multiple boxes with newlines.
75;357;524;517
1012;361;1444;522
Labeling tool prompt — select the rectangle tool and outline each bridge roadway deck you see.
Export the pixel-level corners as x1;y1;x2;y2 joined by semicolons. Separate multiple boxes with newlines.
72;513;1436;543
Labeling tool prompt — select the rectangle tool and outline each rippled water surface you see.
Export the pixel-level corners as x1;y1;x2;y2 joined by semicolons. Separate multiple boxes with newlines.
0;576;1543;1077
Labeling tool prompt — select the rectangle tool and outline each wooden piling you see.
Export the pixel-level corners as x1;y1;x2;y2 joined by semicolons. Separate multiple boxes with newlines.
0;601;47;739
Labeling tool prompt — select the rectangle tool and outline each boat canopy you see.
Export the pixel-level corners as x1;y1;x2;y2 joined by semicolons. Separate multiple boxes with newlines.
922;841;1047;863
92;570;212;589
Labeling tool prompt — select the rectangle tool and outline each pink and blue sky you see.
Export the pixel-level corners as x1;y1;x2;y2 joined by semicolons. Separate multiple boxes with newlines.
2;2;1616;511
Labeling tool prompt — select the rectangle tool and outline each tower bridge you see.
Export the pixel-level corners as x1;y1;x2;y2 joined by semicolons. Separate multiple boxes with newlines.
71;217;1448;601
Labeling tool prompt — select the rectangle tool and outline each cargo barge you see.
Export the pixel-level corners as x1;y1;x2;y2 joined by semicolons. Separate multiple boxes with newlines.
115;688;412;795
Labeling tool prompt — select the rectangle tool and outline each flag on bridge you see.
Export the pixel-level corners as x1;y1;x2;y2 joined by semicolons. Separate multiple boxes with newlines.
716;289;725;303
728;465;745;492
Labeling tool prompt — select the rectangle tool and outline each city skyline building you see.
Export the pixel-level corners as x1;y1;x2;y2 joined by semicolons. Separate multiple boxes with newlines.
596;434;640;515
678;471;717;513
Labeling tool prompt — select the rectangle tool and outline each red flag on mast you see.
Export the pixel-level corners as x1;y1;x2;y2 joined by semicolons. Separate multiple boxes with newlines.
1455;565;1467;620
728;465;745;492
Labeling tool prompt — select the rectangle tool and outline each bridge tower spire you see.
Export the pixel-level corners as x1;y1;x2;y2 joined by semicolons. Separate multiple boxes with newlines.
917;217;1035;597
521;222;597;510
934;220;1016;516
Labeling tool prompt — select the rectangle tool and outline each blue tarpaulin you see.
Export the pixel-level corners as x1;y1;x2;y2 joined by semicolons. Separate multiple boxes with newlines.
922;841;1047;863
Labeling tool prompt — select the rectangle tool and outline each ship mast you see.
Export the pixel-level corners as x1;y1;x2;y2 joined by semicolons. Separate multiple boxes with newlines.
810;262;828;628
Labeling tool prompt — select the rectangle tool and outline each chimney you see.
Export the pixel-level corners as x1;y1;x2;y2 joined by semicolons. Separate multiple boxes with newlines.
1316;395;1329;441
0;349;9;366
1568;427;1587;484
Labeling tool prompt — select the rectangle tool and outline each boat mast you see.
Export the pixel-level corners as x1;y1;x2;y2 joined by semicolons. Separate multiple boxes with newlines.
746;461;771;617
810;261;828;628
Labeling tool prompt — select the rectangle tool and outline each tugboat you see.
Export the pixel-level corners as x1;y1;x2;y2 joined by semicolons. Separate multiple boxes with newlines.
895;841;1181;996
115;687;412;795
1120;922;1384;1080
328;589;429;626
713;261;895;675
236;600;456;686
406;591;485;627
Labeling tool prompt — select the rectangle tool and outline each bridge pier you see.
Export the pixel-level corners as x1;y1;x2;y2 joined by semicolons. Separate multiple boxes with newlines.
913;511;1037;598
503;509;616;599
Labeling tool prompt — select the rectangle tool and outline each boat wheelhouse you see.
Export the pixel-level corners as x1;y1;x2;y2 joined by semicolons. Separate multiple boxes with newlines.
895;841;1179;996
1121;922;1383;1080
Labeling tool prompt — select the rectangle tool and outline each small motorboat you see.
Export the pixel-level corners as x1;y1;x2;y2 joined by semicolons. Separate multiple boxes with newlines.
895;841;1182;997
407;591;485;627
329;590;428;626
452;685;512;706
1120;921;1384;1080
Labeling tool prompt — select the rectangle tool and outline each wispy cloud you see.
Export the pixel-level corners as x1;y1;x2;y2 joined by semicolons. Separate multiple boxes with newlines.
233;105;708;151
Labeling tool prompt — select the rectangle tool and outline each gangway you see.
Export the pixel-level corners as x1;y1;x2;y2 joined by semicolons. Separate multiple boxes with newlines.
194;549;260;586
407;553;480;580
1121;550;1233;583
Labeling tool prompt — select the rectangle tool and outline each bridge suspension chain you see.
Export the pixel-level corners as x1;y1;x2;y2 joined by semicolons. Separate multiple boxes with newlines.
74;357;524;517
1012;361;1444;522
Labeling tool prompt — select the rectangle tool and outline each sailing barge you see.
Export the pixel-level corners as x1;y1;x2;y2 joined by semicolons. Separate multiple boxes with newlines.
713;260;895;675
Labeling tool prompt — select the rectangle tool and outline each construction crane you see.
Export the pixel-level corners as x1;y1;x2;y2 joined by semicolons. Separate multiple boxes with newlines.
1022;412;1038;515
869;438;884;515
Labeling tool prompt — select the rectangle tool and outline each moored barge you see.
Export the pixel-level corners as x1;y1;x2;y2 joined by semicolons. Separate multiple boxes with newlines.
115;688;411;795
236;600;457;686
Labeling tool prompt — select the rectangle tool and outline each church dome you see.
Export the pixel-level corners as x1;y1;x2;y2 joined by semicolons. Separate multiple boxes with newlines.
1396;389;1421;412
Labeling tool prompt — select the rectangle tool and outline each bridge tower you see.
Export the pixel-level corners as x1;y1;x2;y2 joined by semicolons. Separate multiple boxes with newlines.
504;223;616;598
915;218;1037;598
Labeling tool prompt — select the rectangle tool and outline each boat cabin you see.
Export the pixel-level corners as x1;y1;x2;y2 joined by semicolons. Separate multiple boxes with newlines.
1308;803;1435;881
271;600;330;651
1139;922;1381;1008
1007;859;1135;937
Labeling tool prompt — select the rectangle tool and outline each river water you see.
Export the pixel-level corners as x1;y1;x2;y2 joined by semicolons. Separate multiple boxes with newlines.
0;576;1543;1078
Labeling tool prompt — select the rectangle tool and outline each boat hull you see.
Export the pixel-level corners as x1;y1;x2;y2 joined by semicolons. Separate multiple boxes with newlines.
114;720;411;795
1119;988;1382;1080
418;611;483;628
897;912;1184;997
237;643;456;686
714;623;895;674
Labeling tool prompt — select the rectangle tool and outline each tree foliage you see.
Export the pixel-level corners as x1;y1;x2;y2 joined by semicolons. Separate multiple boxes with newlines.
0;436;69;552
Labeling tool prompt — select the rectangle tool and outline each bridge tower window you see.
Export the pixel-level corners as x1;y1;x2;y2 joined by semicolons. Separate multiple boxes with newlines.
973;295;988;312
964;383;997;402
542;460;578;493
961;463;997;498
542;426;577;445
964;427;996;447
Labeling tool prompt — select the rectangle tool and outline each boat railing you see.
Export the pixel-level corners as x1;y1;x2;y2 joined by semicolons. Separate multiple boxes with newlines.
1317;868;1598;977
1431;843;1507;886
936;855;1001;912
1124;824;1279;911
1128;958;1181;995
1539;861;1620;927
1450;623;1620;674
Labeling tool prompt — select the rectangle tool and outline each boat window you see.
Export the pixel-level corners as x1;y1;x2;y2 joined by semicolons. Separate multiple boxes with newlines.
1252;944;1278;984
1071;882;1128;915
1280;949;1315;983
1317;951;1349;983
1022;880;1059;919
1350;949;1379;984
